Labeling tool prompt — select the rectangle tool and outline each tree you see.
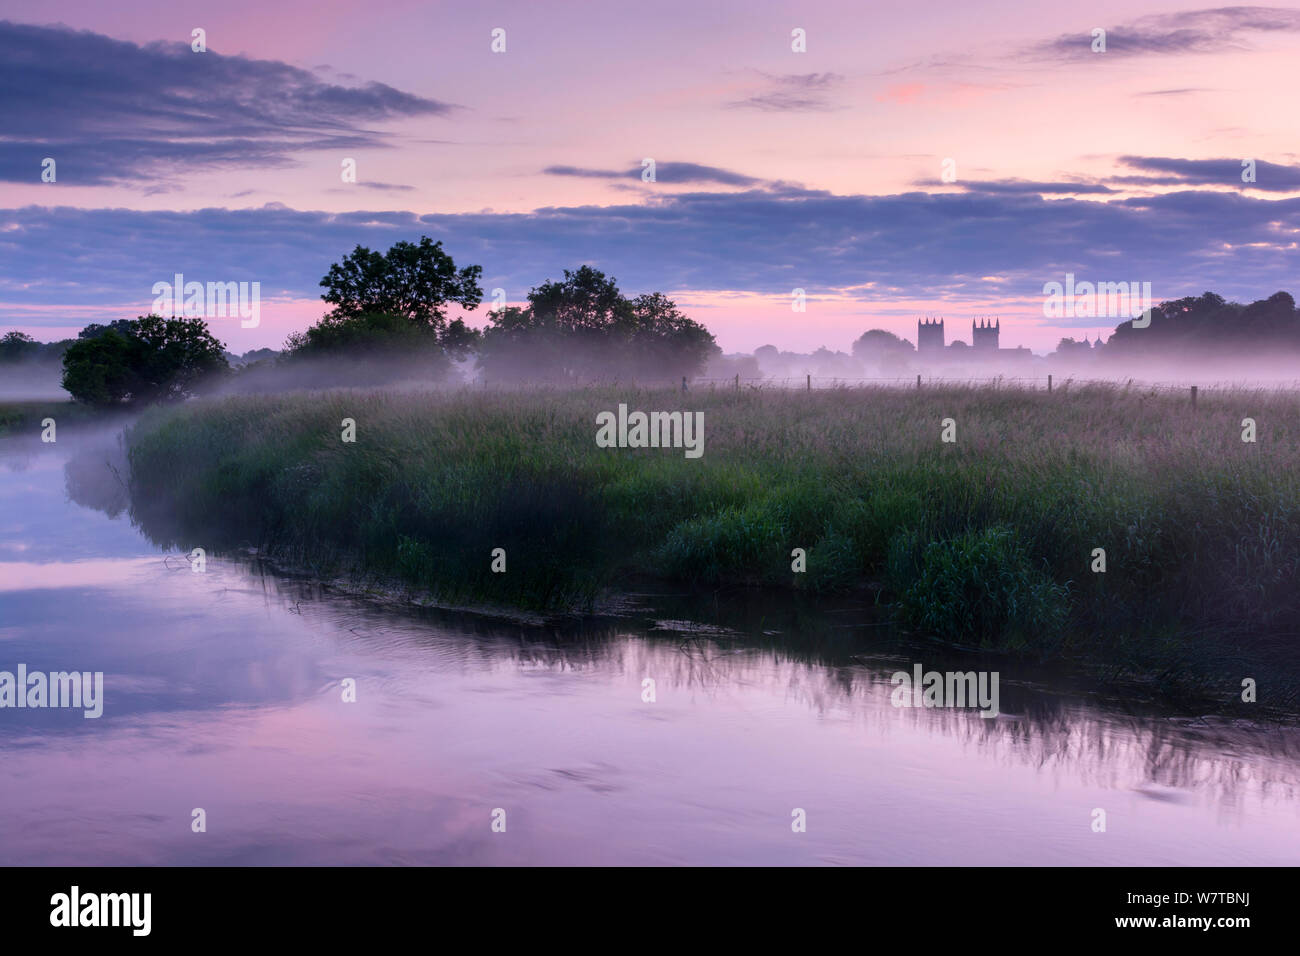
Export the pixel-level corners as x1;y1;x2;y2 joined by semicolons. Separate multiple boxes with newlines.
627;292;719;379
0;331;39;362
1;331;75;366
319;236;483;329
478;266;718;382
1052;337;1094;359
61;315;228;406
851;329;914;359
1101;290;1300;358
527;265;629;333
852;328;915;373
440;317;481;361
78;319;138;340
287;310;439;356
286;238;485;380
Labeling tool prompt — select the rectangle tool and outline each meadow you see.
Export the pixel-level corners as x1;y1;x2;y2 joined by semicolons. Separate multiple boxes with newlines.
122;381;1300;708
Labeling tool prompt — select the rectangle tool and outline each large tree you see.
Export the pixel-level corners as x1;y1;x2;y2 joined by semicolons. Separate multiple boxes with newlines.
61;315;228;406
478;266;718;382
319;236;483;328
286;238;484;379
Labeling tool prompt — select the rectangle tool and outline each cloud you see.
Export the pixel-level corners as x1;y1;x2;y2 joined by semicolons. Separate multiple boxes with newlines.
542;165;629;179
0;21;454;186
4;184;1300;333
931;179;1117;196
726;72;844;112
1113;156;1300;191
1031;6;1300;60
338;182;417;192
542;161;764;186
875;83;928;105
1135;88;1213;96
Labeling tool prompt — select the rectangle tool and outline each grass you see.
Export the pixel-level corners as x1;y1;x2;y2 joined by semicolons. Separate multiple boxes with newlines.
122;381;1300;709
0;399;104;436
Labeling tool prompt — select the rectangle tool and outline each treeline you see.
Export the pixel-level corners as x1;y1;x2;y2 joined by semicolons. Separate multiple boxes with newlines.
282;238;718;384
0;237;720;406
1106;291;1300;356
10;252;1300;406
845;290;1300;368
0;330;74;364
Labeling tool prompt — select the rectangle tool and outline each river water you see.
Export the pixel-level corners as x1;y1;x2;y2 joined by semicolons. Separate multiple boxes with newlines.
1;429;1297;865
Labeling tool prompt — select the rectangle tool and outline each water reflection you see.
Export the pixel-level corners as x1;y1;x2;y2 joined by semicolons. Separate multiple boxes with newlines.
234;565;1300;813
63;433;129;517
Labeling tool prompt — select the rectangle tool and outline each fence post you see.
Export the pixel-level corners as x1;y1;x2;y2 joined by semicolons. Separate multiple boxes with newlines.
1048;374;1052;393
734;373;739;392
1191;385;1197;409
806;373;811;392
916;374;921;390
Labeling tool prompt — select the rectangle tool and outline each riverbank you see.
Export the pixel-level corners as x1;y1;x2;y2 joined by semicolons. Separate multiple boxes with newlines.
122;384;1300;712
0;399;100;436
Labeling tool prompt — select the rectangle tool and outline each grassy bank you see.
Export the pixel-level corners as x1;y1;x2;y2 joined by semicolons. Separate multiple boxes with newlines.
124;383;1300;707
0;399;104;436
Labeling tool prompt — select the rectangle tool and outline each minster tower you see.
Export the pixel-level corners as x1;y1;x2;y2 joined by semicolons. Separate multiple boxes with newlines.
972;317;1000;351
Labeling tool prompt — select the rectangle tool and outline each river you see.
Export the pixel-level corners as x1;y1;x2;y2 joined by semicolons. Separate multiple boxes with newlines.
1;427;1297;865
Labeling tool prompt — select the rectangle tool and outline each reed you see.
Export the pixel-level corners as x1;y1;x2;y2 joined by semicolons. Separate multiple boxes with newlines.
122;383;1300;702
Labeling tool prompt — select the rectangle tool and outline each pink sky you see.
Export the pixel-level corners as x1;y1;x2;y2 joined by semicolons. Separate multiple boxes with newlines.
3;1;1299;353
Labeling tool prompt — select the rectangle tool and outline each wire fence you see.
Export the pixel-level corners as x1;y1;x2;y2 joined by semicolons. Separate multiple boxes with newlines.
459;375;1300;400
682;375;1300;398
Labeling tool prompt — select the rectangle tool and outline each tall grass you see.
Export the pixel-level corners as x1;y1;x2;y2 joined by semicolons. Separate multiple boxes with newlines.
0;400;103;436
123;382;1300;699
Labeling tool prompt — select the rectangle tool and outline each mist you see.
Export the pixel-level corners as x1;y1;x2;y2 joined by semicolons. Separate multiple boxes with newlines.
0;364;68;401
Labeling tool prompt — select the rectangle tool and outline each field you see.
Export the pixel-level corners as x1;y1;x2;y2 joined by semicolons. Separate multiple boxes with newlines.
122;382;1300;708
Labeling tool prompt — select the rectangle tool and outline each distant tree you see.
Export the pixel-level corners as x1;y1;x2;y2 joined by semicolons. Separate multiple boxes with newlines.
239;348;279;365
0;330;40;362
478;266;718;382
1105;290;1300;358
61;315;228;406
708;353;761;381
1053;337;1085;353
33;338;75;363
852;328;915;373
627;292;719;379
476;266;626;379
439;317;481;361
850;329;914;359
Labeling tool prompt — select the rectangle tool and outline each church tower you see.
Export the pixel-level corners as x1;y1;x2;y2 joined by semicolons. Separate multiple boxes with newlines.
917;317;945;354
972;317;1000;351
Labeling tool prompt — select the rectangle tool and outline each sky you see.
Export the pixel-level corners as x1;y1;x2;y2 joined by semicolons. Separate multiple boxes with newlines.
2;1;1300;354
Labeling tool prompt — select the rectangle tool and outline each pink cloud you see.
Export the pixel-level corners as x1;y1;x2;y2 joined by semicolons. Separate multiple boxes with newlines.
876;83;928;105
